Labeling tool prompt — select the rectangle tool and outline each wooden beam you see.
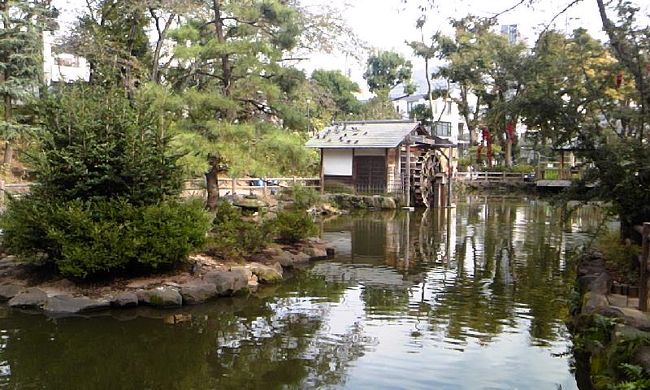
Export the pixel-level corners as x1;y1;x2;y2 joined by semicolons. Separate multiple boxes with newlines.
319;148;324;195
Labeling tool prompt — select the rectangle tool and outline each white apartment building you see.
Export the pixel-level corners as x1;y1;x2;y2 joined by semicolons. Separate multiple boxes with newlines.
43;31;90;85
392;94;470;148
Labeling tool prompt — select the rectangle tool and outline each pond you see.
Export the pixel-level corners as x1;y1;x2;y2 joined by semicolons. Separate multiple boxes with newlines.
0;196;602;389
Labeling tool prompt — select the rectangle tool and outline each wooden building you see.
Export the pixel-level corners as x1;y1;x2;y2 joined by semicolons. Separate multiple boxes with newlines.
306;120;455;207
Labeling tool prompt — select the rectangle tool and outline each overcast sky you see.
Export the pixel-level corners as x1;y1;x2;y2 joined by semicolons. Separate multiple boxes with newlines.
299;0;615;97
52;0;647;97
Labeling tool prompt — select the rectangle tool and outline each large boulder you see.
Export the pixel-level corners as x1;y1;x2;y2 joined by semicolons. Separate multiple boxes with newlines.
111;292;139;308
8;287;48;309
137;287;183;308
43;295;110;314
248;262;283;283
272;250;310;268
233;196;268;211
179;281;218;305
0;284;23;302
303;246;328;260
204;270;249;296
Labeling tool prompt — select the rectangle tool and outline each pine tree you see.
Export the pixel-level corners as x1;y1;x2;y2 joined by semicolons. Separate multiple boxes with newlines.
0;0;55;167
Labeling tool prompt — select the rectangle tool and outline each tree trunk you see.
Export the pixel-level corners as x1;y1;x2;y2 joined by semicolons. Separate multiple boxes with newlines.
2;73;12;168
596;0;648;142
212;0;232;96
3;142;12;167
205;154;221;212
150;9;175;83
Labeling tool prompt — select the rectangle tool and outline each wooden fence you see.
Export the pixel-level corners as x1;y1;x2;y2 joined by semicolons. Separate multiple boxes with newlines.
455;171;527;183
0;181;33;203
183;177;320;198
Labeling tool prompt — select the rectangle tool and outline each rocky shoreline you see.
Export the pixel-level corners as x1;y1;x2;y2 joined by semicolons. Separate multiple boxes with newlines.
570;250;650;388
0;238;335;317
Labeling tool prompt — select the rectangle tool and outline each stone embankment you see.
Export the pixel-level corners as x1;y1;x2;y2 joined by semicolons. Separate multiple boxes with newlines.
571;251;650;388
0;238;334;317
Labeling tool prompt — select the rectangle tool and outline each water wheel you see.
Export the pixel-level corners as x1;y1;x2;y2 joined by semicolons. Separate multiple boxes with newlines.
418;151;442;208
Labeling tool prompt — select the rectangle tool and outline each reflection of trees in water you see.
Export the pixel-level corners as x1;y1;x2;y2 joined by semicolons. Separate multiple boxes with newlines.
351;196;602;348
0;274;369;389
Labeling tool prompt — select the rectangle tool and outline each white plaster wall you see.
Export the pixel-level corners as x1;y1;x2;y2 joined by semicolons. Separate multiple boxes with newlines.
323;149;353;176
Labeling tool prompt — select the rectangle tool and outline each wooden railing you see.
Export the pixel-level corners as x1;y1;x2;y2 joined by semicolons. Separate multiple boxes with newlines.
536;162;584;181
183;177;320;197
0;181;34;203
455;171;527;183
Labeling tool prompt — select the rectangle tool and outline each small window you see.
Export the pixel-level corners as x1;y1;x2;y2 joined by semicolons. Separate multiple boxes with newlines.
434;121;452;137
458;123;464;135
447;101;452;114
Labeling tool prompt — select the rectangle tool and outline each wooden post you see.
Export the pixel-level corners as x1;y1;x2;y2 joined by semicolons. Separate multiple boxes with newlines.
231;177;236;195
319;149;325;195
447;146;452;208
0;179;4;206
405;141;411;208
262;179;268;197
640;223;650;311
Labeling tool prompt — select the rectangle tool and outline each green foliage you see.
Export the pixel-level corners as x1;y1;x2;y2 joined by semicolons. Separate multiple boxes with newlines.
0;85;210;279
283;184;321;210
596;230;641;284
205;201;271;259
0;0;56;144
363;51;415;96
268;210;317;244
172;121;318;178
69;0;151;85
311;69;361;117
1;197;211;278
409;103;433;125
32;85;182;205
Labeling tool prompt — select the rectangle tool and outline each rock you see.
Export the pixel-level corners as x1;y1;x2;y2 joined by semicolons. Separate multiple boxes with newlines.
379;196;397;209
137;287;183;308
589;273;611;295
303;246;328;260
229;266;253;280
0;284;23;301
272;250;310;268
248;262;283;283
633;346;650;372
164;314;192;325
8;287;48;309
179;282;218;305
203;270;249;296
608;306;650;331
233;196;268;210
582;291;609;315
43;295;110;314
111;292;139;308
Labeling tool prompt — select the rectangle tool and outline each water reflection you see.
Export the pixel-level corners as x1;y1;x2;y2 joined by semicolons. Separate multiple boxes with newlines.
0;196;600;389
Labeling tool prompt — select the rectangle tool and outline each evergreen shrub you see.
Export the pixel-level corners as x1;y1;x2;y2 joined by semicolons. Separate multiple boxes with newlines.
204;202;271;259
0;85;211;278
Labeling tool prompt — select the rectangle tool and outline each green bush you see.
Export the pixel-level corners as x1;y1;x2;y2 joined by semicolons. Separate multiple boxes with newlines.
205;202;271;259
596;230;641;284
1;197;211;278
268;210;317;244
32;85;182;205
284;184;321;210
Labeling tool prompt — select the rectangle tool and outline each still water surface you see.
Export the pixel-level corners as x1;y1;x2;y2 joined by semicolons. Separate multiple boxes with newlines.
0;196;602;389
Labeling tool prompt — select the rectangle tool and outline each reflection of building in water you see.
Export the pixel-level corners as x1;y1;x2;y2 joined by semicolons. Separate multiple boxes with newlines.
319;209;458;285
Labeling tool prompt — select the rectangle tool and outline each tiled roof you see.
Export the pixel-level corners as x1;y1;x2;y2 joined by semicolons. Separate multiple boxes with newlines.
305;120;421;149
